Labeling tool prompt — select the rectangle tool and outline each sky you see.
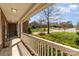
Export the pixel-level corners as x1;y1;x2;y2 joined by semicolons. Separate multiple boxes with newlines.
30;3;79;26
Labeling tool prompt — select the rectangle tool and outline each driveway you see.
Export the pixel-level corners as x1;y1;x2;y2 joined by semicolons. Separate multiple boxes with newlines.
33;28;76;35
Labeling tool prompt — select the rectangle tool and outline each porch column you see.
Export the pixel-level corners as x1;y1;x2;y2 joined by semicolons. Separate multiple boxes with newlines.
21;22;23;39
17;23;19;37
17;22;21;38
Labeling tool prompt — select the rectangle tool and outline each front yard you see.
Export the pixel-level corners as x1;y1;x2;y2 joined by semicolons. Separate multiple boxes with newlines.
35;32;79;49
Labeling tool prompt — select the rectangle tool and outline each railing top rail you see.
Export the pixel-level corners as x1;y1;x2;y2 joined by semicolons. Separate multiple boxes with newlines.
23;33;79;56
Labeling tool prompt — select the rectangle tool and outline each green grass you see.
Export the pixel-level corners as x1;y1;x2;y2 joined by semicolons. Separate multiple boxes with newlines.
35;32;79;49
31;28;48;32
31;28;63;32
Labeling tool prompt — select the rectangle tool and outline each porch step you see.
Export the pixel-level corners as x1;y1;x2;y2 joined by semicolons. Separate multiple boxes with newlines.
17;42;32;56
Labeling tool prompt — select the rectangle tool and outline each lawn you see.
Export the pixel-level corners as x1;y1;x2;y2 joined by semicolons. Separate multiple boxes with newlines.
31;28;48;32
35;32;79;49
31;28;63;33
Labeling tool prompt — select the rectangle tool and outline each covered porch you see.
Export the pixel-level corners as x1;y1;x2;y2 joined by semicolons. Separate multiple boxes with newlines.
0;3;79;56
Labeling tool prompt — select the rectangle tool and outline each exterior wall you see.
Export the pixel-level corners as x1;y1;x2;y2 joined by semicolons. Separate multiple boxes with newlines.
0;9;8;48
23;20;29;33
0;9;2;49
8;23;17;37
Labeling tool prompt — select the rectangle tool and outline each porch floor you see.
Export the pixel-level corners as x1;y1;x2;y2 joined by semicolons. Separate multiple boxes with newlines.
0;37;32;56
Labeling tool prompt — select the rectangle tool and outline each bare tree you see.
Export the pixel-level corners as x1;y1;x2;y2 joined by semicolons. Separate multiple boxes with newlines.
38;15;46;32
41;4;63;34
38;19;45;28
42;6;53;34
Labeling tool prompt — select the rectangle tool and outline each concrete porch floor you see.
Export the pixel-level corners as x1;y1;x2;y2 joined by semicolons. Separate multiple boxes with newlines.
0;37;32;56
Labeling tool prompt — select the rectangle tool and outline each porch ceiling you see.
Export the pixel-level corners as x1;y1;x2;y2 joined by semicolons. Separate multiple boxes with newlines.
0;3;51;23
0;3;34;23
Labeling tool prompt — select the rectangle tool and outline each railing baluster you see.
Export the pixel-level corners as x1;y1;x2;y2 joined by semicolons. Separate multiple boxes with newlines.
37;40;39;54
31;39;33;49
47;45;49;56
35;40;37;52
32;39;34;49
38;41;40;55
36;40;38;53
55;49;58;56
44;44;46;56
39;42;41;56
61;51;63;56
36;40;38;54
34;39;36;51
41;43;43;56
51;47;53;56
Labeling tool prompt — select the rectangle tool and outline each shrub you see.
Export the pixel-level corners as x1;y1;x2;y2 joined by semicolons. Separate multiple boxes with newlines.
38;32;46;36
76;32;79;35
28;27;32;34
75;37;79;45
36;32;79;49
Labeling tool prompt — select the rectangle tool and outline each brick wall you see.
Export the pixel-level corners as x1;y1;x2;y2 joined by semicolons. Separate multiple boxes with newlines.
23;20;29;33
8;23;17;37
0;9;8;48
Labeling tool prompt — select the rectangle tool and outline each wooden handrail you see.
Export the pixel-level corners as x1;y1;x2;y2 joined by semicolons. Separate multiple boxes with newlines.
21;33;79;56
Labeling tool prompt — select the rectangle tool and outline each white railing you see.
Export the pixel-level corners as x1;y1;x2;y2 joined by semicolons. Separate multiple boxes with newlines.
21;33;79;56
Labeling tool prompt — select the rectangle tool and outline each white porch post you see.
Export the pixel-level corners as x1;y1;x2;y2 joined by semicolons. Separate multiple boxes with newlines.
21;22;23;39
17;22;20;37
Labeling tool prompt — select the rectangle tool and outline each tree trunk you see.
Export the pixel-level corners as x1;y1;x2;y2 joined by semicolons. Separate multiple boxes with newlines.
47;18;50;34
